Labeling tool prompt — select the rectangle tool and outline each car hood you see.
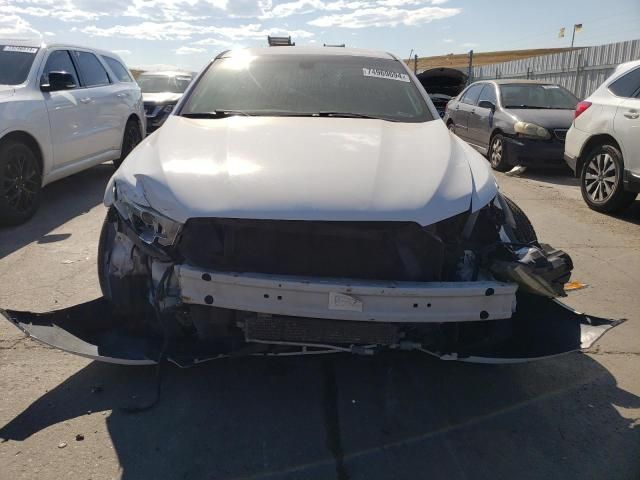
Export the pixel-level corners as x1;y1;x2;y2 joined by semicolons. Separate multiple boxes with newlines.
142;92;182;104
107;115;497;226
508;108;575;129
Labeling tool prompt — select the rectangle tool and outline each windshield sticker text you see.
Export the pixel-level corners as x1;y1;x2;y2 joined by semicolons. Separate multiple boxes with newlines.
363;68;410;83
3;46;38;54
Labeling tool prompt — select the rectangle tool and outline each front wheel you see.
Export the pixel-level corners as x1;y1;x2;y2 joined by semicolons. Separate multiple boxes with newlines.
114;119;142;169
488;134;510;172
580;144;637;213
0;139;42;226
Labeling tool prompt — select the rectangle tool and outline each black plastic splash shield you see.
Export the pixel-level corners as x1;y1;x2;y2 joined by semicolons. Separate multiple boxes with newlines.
0;293;624;366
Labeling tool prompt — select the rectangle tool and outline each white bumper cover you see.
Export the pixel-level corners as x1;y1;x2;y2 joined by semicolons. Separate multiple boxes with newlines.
176;265;518;323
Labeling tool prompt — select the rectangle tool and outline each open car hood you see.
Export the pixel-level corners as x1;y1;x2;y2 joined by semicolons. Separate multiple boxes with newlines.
108;116;497;226
1;294;623;366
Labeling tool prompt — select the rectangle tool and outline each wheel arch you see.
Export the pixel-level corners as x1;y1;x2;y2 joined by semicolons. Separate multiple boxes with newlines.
489;127;504;140
0;130;44;176
126;113;143;135
577;134;622;176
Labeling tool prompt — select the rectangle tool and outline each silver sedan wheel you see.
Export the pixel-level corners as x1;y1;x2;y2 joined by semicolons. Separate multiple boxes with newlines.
584;153;619;203
490;137;503;166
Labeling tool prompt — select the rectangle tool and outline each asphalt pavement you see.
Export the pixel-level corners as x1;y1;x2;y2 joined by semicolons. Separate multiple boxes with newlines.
1;163;639;480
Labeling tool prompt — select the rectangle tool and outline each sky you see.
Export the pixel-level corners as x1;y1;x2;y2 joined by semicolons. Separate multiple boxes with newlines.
0;0;638;71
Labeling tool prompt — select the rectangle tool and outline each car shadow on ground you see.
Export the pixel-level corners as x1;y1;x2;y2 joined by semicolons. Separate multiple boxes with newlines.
510;167;578;187
1;352;639;480
0;164;112;260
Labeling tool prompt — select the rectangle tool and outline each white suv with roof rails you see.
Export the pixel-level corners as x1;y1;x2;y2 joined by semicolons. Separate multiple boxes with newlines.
0;39;145;226
564;59;640;213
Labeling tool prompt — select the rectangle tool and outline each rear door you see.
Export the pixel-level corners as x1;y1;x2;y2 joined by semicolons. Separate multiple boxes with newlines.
467;83;498;148
452;84;483;140
611;66;640;176
41;49;94;168
71;50;121;155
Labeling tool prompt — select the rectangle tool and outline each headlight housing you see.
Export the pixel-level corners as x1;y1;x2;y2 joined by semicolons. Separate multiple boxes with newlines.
514;121;550;140
113;182;182;246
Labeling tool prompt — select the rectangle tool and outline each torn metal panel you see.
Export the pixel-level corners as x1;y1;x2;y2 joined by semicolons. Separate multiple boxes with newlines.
0;293;623;366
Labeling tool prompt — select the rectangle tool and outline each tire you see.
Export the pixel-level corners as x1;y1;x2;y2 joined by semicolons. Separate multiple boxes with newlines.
580;143;637;213
98;208;149;314
447;122;456;134
114;119;142;169
503;195;537;243
0;139;42;226
488;133;510;172
97;209;116;300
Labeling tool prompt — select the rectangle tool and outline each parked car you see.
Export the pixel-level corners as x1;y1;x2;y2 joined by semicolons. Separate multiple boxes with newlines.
444;80;578;171
0;39;144;226
4;47;621;366
138;71;194;133
564;60;640;213
428;93;452;118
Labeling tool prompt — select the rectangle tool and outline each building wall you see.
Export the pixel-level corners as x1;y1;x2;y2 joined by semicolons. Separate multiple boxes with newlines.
472;39;640;99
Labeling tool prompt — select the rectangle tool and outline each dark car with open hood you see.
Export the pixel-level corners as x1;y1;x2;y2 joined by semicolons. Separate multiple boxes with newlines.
444;80;579;171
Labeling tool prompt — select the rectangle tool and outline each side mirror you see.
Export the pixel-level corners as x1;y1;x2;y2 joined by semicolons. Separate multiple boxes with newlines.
41;71;76;92
478;100;496;111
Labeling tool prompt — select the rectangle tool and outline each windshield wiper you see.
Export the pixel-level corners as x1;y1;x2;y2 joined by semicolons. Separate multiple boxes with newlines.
315;111;397;121
182;110;399;121
181;110;253;119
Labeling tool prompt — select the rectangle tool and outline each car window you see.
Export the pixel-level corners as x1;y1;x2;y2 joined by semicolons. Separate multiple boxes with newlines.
138;75;192;93
181;54;434;123
478;84;497;106
460;84;483;105
608;66;640;98
500;84;578;109
42;50;79;87
72;51;110;87
0;45;38;85
102;56;133;83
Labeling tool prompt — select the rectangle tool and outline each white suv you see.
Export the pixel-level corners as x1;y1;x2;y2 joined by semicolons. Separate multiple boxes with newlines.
564;60;640;213
0;39;145;225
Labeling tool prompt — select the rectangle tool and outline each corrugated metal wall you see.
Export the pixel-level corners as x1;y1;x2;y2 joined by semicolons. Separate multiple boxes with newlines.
472;39;640;99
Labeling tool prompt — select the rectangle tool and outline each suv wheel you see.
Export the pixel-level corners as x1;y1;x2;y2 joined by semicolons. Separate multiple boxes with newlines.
0;139;42;226
488;133;510;171
580;144;637;213
114;119;142;169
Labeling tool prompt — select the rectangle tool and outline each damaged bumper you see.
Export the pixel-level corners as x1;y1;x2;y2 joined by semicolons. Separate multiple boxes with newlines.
1;293;623;366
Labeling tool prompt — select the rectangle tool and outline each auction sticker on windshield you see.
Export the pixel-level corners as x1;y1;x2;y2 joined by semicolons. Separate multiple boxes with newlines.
3;46;38;53
363;68;410;82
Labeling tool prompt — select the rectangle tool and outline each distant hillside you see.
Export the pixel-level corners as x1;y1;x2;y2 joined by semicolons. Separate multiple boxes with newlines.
407;47;575;71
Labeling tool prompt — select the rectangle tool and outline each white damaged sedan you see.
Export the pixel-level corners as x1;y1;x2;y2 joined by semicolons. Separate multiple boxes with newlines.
2;48;622;365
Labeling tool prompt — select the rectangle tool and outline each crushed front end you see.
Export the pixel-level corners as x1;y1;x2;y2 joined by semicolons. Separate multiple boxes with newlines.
1;185;622;366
